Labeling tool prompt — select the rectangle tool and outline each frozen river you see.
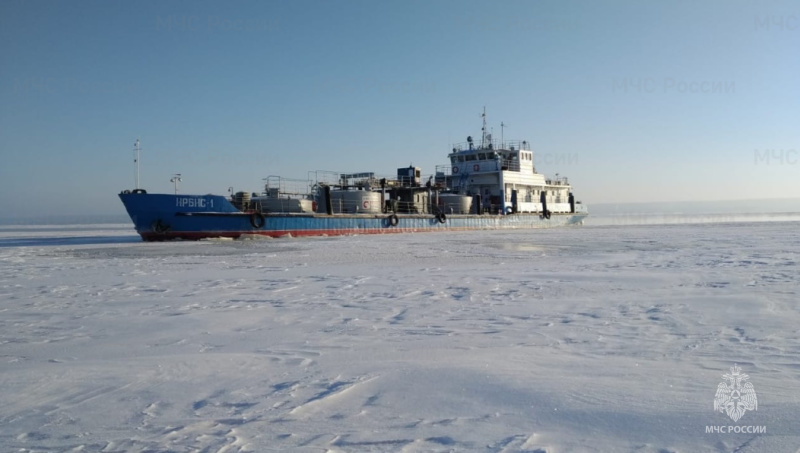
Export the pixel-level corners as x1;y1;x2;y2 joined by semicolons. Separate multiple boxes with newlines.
1;221;798;452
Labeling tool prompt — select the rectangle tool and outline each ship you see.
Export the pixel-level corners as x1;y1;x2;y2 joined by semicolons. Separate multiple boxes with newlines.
119;114;588;241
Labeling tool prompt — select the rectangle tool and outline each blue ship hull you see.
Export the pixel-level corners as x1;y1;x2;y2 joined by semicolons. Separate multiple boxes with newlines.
119;192;588;241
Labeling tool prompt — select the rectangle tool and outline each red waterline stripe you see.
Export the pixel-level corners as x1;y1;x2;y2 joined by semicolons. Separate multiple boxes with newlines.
137;226;506;241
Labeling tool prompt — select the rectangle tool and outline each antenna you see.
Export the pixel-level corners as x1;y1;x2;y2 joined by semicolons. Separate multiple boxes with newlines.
134;139;141;189
170;173;182;194
480;107;487;149
500;122;508;149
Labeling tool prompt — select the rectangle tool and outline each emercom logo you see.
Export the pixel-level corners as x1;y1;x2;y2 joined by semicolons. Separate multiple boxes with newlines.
714;364;757;422
706;364;766;435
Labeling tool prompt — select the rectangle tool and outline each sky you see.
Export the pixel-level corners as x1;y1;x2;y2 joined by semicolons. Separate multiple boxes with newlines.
1;0;798;219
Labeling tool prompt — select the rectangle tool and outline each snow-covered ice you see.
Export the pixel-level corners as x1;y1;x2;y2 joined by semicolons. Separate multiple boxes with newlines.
1;221;799;452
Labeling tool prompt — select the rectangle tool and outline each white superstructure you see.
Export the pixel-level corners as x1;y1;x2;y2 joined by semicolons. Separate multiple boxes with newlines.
442;110;575;216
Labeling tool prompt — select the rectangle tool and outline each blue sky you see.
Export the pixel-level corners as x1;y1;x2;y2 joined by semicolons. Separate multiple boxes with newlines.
1;0;798;219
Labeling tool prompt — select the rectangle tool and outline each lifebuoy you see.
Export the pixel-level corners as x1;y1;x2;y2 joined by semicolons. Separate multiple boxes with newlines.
452;166;459;174
437;212;447;223
250;212;265;228
473;164;479;171
363;200;371;210
388;214;399;226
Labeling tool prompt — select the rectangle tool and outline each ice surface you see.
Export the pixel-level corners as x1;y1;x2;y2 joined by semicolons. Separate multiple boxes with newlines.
1;222;799;452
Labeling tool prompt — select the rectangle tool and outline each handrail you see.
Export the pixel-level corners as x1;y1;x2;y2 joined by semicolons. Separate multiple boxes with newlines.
451;139;531;152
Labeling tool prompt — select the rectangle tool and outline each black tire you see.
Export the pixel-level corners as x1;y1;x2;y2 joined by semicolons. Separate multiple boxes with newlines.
545;210;551;219
437;212;446;223
152;220;170;233
132;189;147;194
250;212;265;229
388;214;399;226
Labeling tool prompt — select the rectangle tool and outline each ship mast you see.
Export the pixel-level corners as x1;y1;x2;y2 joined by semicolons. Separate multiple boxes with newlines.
480;107;487;149
134;139;141;190
170;173;182;194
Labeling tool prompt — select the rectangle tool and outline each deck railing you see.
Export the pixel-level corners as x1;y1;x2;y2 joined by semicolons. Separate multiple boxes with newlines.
263;176;313;197
451;139;531;152
545;177;570;186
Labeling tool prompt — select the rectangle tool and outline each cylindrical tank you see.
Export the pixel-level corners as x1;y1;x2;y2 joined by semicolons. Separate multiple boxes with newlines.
233;191;251;210
252;197;313;213
317;190;382;214
437;194;472;214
